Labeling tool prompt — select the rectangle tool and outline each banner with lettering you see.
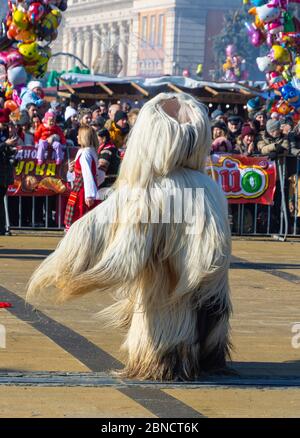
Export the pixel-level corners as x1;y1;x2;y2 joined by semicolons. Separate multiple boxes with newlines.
7;146;77;197
206;154;277;205
8;148;277;205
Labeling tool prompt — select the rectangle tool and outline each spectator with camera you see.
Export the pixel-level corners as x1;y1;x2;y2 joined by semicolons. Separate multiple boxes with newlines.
0;109;18;235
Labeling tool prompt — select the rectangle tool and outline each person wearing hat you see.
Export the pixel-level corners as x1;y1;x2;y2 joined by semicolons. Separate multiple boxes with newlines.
211;109;224;121
97;128;121;195
109;110;129;149
235;124;258;156
0;108;18;235
64;95;79;122
211;120;228;141
257;119;289;157
20;81;44;111
98;100;108;120
34;111;66;165
64;107;78;123
246;97;262;119
90;104;102;122
254;110;267;133
227;115;243;146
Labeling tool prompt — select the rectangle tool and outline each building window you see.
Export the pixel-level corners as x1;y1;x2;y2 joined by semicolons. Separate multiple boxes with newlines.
157;14;164;48
150;15;156;47
141;16;148;48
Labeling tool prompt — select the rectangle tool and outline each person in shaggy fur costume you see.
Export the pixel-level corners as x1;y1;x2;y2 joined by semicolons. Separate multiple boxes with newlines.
27;93;232;381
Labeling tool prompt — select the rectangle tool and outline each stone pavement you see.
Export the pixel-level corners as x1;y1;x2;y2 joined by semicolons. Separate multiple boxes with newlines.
0;235;300;418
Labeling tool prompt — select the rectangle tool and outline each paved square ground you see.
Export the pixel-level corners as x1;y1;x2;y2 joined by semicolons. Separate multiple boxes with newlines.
0;235;299;418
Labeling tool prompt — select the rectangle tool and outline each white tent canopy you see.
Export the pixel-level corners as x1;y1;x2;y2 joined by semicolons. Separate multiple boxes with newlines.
60;73;264;95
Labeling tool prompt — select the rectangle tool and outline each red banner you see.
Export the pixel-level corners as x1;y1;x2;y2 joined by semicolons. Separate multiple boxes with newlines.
8;148;277;205
206;154;277;205
8;146;77;197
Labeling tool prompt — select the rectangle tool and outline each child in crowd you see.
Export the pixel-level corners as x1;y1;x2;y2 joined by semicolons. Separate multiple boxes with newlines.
20;81;44;111
64;126;105;231
97;128;120;190
34;112;66;165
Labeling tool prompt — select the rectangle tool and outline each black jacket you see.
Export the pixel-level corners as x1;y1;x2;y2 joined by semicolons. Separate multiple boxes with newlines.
0;130;15;187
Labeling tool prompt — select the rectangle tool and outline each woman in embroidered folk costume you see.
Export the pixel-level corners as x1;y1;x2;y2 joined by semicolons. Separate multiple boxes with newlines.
28;93;232;380
64;126;104;231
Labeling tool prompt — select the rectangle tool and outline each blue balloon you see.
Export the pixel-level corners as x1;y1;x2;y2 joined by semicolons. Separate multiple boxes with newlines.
280;83;300;110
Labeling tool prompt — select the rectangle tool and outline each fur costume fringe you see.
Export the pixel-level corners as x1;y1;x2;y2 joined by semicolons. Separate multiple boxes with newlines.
27;93;232;381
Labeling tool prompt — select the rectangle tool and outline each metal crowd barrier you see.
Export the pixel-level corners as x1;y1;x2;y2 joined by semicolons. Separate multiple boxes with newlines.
4;156;300;239
230;156;300;240
5;195;64;232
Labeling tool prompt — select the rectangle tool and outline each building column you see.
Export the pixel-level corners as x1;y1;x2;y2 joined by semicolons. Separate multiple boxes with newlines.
118;21;129;77
100;24;108;56
68;28;76;69
76;28;84;67
83;27;92;69
109;22;119;75
127;16;137;76
91;25;101;73
62;26;69;70
99;24;109;74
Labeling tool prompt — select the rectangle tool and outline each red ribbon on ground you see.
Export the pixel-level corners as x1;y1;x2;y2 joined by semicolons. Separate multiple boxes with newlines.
0;302;12;308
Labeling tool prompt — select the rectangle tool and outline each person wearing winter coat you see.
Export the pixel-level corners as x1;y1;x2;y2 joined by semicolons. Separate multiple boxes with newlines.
0;109;17;235
235;125;258;156
34;112;66;165
20;81;44;112
211;120;229;141
97;128;120;190
108;111;130;149
227;115;243;147
257;119;290;159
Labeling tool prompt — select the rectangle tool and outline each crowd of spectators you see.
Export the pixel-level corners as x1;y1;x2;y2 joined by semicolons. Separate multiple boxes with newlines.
1;83;300;234
0;82;140;233
210;108;300;159
210;107;300;235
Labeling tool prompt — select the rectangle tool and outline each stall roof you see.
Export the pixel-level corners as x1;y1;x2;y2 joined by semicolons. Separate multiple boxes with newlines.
60;73;264;91
49;73;264;105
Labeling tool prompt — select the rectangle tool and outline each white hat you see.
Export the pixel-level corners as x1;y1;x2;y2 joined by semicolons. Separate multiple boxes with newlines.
28;81;43;91
65;107;78;121
270;112;280;120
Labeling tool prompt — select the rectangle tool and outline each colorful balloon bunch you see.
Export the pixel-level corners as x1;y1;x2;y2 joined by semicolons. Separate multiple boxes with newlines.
223;44;249;81
245;0;300;117
0;0;68;113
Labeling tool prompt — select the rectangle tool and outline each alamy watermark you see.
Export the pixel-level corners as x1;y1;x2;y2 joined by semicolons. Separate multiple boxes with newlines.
291;323;300;349
100;187;205;235
0;324;6;349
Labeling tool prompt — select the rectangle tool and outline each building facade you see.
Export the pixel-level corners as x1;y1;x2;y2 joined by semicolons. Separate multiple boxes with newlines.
52;0;241;78
0;0;8;20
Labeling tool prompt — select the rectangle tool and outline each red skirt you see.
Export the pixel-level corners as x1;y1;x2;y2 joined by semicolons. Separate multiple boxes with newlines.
64;183;99;230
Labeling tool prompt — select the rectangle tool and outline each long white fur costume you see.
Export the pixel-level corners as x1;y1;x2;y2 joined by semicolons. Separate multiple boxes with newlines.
27;93;232;381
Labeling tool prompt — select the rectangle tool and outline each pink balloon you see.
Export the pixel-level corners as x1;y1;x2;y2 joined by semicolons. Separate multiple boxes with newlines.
226;45;236;58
